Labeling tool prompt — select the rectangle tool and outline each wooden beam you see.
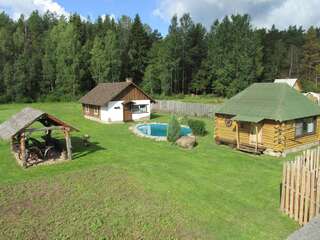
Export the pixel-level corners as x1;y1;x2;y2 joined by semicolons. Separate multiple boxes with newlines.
24;126;65;133
64;129;72;160
20;133;27;168
236;121;240;149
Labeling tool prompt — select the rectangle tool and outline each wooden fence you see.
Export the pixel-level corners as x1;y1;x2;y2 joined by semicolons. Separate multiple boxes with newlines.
280;148;320;225
152;100;220;118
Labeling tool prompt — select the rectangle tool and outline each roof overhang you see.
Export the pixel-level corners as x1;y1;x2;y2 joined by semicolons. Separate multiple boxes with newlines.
0;107;79;140
231;115;264;123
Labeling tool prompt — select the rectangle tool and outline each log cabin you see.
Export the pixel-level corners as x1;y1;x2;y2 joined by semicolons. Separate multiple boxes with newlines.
80;79;155;123
214;83;320;156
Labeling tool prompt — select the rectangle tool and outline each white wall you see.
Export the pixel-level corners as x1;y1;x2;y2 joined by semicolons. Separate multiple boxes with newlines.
101;101;124;122
100;99;151;122
131;100;151;121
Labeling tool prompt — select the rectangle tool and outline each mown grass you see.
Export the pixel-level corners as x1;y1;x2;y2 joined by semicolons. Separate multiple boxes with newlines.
0;102;298;239
0;167;202;239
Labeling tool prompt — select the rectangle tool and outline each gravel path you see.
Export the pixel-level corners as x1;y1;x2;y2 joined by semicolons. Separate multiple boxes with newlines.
287;216;320;240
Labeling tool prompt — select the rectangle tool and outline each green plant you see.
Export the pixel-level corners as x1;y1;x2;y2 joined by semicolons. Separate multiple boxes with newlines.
167;115;181;142
188;119;206;136
178;115;189;125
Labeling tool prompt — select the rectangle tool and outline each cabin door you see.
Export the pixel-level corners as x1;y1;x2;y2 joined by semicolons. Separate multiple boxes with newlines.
249;124;262;145
123;103;132;122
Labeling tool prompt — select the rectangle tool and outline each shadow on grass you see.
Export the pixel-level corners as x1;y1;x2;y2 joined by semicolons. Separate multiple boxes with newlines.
150;113;162;119
71;137;106;160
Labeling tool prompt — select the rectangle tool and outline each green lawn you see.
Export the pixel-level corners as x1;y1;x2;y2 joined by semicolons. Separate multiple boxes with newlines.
0;102;298;239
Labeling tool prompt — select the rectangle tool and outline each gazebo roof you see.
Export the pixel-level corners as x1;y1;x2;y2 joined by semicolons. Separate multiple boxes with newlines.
0;107;78;140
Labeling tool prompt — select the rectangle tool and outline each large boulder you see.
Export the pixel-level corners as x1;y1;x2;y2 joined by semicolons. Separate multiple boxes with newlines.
176;136;196;149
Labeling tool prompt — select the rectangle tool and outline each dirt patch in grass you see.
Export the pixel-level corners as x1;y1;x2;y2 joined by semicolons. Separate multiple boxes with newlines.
0;166;206;240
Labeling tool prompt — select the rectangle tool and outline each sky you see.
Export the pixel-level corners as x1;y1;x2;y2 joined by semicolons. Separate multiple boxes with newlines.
0;0;320;35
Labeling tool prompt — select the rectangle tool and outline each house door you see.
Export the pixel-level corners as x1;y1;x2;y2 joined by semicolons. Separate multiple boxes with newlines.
123;103;132;122
249;124;263;145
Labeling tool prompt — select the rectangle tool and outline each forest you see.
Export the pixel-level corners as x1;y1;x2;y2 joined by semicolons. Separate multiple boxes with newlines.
0;11;320;102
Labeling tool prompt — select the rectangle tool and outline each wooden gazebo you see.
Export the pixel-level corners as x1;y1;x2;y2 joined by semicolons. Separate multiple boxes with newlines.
0;107;79;167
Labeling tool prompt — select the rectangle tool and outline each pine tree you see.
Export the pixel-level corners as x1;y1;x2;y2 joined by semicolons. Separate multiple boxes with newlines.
207;15;263;97
55;20;81;99
302;27;320;84
166;15;182;94
118;15;132;80
91;30;121;83
127;14;150;83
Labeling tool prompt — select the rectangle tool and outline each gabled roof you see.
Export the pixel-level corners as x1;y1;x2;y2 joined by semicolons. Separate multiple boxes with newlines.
274;78;298;88
216;83;320;122
79;81;154;106
0;107;78;140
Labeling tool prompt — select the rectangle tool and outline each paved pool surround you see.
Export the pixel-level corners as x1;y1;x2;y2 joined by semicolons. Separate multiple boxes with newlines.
130;122;192;141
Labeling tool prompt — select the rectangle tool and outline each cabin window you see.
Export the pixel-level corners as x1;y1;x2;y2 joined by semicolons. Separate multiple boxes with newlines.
85;105;90;113
295;117;316;138
93;106;99;115
114;106;120;110
131;104;148;114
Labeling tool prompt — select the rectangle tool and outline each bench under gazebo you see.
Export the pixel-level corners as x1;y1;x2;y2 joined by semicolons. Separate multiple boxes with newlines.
0;107;79;167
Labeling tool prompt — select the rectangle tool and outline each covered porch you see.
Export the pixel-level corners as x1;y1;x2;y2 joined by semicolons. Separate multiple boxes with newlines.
232;115;266;154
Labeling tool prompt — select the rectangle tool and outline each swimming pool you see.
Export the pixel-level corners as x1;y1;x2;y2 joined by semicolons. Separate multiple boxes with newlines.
134;123;192;141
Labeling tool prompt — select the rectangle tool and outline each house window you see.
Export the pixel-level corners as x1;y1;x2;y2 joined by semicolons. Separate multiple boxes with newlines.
93;106;99;115
131;104;148;114
295;117;316;138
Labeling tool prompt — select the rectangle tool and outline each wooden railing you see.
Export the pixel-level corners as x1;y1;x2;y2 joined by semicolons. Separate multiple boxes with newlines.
280;148;320;225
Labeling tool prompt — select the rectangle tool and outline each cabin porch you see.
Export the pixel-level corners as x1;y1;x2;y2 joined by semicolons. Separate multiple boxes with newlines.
234;119;266;154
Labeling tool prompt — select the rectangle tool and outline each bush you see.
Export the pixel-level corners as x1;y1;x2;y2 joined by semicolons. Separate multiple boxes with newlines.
167;115;181;142
188;119;206;136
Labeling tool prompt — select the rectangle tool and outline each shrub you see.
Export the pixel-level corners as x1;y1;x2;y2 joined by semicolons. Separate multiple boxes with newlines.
167;115;181;142
188;119;206;136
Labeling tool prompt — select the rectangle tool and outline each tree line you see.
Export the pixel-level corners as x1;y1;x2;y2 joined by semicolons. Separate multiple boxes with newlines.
0;11;320;103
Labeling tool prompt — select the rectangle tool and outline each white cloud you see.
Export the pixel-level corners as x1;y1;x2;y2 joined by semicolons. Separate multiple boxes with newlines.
153;0;320;29
0;0;69;19
101;13;116;21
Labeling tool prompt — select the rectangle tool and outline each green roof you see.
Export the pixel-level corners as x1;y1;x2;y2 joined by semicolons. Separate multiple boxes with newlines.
231;115;264;123
216;83;320;122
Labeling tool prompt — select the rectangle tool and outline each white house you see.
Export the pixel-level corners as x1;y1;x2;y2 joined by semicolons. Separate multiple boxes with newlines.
80;80;154;123
274;78;302;92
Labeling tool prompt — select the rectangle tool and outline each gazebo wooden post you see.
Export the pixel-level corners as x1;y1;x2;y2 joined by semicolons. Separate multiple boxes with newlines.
236;121;240;149
20;133;27;168
64;128;72;160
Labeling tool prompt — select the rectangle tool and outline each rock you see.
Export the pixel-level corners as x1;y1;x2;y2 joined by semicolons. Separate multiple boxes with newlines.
176;136;196;149
263;148;283;157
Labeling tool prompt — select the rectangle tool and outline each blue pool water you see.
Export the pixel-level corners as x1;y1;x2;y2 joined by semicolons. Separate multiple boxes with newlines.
137;123;192;137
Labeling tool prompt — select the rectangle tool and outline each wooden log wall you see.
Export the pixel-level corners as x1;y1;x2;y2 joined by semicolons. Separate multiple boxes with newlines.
280;118;320;151
214;115;279;150
280;147;320;225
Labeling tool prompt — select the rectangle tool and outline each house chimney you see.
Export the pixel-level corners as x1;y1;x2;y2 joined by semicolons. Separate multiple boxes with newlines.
126;77;133;83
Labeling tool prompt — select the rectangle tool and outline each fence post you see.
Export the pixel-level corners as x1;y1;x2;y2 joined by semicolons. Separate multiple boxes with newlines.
281;162;287;211
289;162;295;218
294;158;300;221
304;170;311;224
299;167;306;225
